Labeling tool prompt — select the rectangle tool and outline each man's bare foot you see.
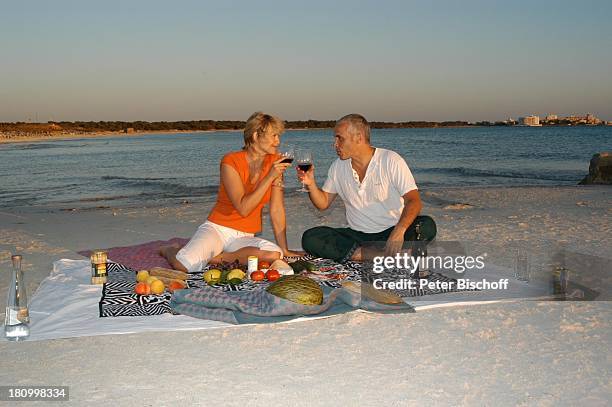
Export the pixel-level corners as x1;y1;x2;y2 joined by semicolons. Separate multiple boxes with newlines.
350;247;363;262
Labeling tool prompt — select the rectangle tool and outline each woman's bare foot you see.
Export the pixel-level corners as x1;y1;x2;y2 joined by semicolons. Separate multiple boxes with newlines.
158;244;188;272
158;243;181;259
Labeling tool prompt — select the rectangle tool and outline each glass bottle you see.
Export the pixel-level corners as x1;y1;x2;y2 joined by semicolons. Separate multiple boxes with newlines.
4;254;30;341
414;223;430;279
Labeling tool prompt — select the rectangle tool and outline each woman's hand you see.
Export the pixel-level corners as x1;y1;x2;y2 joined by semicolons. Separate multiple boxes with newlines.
266;157;292;182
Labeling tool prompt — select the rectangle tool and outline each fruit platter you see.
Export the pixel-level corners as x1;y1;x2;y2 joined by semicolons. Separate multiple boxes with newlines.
128;257;361;298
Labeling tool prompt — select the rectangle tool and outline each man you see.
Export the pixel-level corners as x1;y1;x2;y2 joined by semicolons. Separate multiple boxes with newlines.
298;114;436;262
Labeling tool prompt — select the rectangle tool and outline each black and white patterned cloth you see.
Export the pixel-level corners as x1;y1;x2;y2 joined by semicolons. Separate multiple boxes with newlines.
99;258;472;317
99;263;175;317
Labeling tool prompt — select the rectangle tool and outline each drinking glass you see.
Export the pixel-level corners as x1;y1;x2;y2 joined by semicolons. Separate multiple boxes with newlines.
275;145;295;188
514;248;531;282
279;145;295;165
296;149;313;192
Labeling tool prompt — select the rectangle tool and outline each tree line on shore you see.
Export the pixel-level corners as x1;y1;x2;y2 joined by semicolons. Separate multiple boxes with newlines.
0;119;471;135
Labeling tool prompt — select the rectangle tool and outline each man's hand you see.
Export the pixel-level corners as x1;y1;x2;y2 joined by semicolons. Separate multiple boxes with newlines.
283;249;306;257
383;190;422;256
296;165;315;188
384;228;406;257
297;165;336;211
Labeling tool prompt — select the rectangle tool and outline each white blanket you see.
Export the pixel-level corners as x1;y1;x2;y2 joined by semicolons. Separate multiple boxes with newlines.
3;259;548;342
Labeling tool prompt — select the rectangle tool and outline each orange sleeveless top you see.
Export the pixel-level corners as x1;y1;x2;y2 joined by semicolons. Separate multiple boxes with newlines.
208;151;276;233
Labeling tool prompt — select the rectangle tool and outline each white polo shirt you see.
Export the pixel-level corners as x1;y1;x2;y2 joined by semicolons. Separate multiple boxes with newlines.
322;148;418;233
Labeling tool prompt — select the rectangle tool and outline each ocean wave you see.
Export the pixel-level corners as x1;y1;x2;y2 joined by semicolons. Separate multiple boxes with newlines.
100;175;219;198
102;175;170;181
72;187;220;204
0;183;82;195
77;195;134;203
101;175;167;182
7;143;88;150
416;167;582;182
512;152;586;160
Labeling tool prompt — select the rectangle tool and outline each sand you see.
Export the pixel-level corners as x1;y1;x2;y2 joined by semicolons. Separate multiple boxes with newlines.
0;186;610;405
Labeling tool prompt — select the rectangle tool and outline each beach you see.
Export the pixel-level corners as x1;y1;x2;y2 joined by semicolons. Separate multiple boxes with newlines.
1;185;610;405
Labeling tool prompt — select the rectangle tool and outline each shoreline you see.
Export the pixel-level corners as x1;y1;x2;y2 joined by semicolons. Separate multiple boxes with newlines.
0;128;244;145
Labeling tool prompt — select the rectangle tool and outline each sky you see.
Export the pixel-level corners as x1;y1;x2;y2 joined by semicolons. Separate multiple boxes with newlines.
1;0;611;122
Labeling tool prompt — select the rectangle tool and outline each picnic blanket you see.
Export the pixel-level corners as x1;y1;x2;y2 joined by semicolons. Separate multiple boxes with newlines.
99;257;473;319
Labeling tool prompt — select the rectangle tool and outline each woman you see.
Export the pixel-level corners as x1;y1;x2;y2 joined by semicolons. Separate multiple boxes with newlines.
160;112;301;272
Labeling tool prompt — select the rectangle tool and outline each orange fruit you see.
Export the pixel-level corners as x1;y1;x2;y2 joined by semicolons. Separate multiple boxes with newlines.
169;280;186;292
134;282;151;295
150;279;165;295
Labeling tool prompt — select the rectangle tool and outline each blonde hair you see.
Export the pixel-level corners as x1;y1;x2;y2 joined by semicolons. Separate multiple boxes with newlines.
337;113;370;143
243;112;285;148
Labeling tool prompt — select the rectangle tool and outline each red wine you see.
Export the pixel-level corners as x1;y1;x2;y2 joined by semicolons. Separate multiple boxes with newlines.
281;157;294;164
298;163;312;172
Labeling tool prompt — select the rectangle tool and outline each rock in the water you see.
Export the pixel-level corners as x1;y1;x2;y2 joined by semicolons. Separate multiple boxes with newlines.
579;152;612;185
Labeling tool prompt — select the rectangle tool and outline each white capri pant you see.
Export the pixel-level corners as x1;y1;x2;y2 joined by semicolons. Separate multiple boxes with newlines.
175;220;283;272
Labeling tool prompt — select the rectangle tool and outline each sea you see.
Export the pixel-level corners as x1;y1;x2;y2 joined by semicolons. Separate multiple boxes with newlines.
0;126;610;210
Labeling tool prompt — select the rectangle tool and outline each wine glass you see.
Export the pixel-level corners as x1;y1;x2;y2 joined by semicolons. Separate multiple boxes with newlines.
279;145;295;164
275;145;295;188
296;149;313;192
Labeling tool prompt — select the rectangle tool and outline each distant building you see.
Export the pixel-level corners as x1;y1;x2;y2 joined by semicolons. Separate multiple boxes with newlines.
585;113;602;125
518;115;541;126
504;117;517;125
124;127;135;134
562;114;601;125
565;115;585;124
545;114;558;121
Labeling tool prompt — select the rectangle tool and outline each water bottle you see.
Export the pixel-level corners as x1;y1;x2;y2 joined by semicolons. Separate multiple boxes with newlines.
4;254;30;341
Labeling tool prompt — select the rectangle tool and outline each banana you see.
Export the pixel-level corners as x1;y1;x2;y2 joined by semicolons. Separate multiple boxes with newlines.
149;267;189;281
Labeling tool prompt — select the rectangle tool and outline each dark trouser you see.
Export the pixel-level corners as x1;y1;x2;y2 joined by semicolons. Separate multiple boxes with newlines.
301;215;437;263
